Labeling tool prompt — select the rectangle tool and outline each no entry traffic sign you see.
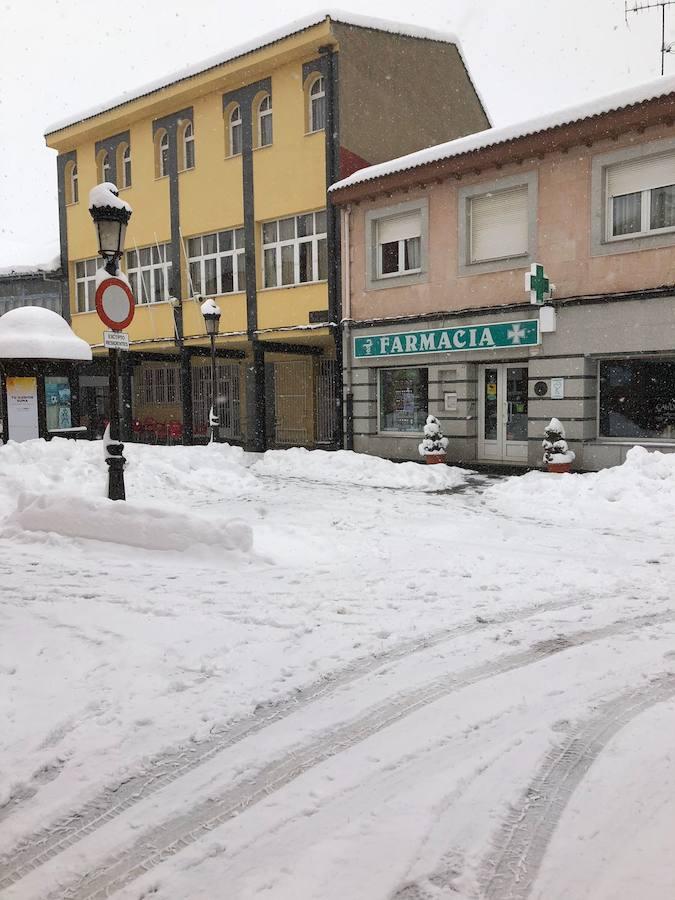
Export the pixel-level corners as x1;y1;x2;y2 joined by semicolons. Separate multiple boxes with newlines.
95;277;135;331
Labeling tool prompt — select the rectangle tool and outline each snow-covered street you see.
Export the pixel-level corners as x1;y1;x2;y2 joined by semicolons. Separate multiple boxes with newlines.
1;440;674;899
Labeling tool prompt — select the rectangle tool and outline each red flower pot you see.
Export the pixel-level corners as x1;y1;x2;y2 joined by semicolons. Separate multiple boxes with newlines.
425;454;446;465
547;462;572;474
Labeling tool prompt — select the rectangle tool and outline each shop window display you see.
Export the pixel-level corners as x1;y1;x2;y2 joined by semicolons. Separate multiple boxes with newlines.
379;368;428;433
599;358;675;439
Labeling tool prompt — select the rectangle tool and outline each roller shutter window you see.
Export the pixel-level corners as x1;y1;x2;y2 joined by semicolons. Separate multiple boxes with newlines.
469;186;528;263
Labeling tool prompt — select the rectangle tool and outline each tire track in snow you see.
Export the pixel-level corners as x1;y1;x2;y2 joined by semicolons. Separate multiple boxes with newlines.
35;611;675;900
479;673;675;900
0;595;593;888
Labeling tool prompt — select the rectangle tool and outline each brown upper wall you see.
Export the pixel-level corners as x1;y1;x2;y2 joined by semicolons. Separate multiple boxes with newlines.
332;23;490;167
345;120;675;323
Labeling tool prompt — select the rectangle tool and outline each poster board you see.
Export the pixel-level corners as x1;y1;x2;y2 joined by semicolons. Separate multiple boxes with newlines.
6;376;39;442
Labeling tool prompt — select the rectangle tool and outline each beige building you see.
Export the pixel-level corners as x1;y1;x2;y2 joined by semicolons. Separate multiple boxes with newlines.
330;75;675;470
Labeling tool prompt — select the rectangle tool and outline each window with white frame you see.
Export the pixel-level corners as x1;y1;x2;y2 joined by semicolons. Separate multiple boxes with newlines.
309;77;326;132
606;151;675;239
469;186;528;263
74;257;98;312
229;105;242;156
66;161;78;205
141;365;181;405
376;211;422;277
117;143;132;188
125;244;172;304
97;150;110;184
258;95;272;147
262;210;327;288
156;131;169;178
187;227;245;296
181;122;195;170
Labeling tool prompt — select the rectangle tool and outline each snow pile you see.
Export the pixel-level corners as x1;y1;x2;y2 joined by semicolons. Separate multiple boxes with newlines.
0;306;92;360
251;447;468;491
9;491;253;555
485;446;675;530
0;439;258;513
200;297;221;317
88;182;132;214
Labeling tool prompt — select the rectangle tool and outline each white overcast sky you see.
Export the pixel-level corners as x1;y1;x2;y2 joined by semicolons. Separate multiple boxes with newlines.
0;0;672;267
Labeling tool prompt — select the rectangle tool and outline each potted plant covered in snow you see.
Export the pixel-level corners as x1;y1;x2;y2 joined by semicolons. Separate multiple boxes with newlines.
418;415;449;465
542;417;575;473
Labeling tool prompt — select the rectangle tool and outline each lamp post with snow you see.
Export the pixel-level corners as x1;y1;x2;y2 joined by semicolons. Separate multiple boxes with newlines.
89;183;133;500
201;298;221;443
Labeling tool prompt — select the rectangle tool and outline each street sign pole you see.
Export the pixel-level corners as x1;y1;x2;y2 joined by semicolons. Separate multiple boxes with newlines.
107;346;126;501
94;276;135;501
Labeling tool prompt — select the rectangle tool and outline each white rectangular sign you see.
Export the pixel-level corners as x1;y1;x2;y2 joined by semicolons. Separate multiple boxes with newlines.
444;392;458;412
551;377;565;400
6;376;39;442
103;331;130;350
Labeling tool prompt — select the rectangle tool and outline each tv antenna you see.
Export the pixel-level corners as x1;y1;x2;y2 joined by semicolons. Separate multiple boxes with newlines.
625;1;675;74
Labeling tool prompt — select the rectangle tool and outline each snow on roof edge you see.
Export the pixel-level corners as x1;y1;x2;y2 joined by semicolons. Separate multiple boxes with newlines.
0;256;62;278
330;73;675;195
44;10;463;137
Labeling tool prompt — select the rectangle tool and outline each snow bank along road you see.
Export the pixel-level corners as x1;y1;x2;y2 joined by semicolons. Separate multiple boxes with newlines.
0;441;674;899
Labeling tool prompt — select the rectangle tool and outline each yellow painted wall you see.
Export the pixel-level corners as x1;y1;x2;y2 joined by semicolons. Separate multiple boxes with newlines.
257;283;328;330
52;22;335;346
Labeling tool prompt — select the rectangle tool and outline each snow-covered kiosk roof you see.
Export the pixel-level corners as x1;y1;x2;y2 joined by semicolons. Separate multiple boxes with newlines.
0;307;92;361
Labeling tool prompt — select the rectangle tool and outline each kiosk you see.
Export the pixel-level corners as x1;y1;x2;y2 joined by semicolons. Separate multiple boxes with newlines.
0;306;92;443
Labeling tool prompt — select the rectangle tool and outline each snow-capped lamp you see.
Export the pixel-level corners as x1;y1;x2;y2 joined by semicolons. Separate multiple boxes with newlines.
418;414;449;465
542;417;575;474
88;183;133;276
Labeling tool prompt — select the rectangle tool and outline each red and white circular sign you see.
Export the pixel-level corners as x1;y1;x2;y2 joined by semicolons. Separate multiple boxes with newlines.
95;277;135;331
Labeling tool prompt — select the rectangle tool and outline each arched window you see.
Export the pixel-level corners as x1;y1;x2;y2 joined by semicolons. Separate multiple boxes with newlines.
309;76;326;133
258;94;272;148
117;143;132;188
179;121;195;170
122;144;131;187
229;105;242;156
97;149;111;183
155;129;169;178
65;160;78;204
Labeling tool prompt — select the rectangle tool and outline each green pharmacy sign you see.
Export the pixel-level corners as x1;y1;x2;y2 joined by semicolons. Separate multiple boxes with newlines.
354;319;539;359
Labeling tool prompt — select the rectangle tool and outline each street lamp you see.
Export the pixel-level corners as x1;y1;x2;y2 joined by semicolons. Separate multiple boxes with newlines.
201;297;221;443
89;183;133;500
89;183;132;276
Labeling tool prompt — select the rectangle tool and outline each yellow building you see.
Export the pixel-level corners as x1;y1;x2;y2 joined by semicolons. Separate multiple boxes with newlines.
44;12;488;449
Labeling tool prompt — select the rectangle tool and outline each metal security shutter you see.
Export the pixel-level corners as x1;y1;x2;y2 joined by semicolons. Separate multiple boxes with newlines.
378;212;421;244
607;151;675;197
470;186;528;262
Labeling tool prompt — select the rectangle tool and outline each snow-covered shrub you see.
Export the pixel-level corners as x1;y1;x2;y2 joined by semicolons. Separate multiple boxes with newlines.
542;417;576;466
418;415;449;457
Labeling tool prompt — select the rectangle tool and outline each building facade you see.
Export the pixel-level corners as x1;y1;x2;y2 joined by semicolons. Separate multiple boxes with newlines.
0;265;65;317
331;77;675;471
44;12;488;449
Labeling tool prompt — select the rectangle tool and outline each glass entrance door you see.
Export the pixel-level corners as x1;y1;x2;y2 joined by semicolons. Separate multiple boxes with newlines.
478;364;528;462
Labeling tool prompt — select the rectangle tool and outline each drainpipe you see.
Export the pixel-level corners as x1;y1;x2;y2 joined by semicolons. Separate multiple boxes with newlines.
342;204;354;450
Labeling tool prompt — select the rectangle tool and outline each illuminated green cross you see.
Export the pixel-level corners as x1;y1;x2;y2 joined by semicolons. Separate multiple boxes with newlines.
527;264;550;305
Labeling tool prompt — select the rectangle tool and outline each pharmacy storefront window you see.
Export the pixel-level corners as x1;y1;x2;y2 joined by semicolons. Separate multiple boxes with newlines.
599;358;675;440
379;368;428;433
45;376;72;431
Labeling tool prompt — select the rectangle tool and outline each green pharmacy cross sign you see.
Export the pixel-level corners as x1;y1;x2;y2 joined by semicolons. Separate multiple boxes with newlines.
525;263;552;305
354;319;539;359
